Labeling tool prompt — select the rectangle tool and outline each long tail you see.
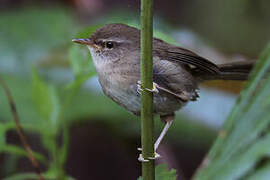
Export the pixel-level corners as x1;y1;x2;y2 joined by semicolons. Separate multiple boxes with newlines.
194;61;255;81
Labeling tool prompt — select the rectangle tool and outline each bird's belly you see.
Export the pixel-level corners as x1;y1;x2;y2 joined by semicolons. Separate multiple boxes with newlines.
100;79;184;115
101;82;141;114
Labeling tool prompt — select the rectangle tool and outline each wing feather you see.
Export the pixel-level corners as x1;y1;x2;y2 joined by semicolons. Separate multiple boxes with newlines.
153;38;220;75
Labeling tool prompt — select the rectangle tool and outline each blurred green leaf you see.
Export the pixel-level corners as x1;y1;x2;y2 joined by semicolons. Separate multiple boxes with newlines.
3;173;38;180
2;154;20;177
3;172;75;180
65;45;96;105
138;164;177;180
0;8;76;75
68;24;103;78
193;43;270;179
66;25;102;106
246;163;270;180
0;124;7;146
75;24;104;39
68;45;95;78
58;125;69;166
0;145;47;164
154;31;178;46
32;67;60;127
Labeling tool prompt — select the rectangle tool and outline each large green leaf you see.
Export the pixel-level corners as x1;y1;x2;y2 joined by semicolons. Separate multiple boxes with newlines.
31;67;60;128
193;43;270;179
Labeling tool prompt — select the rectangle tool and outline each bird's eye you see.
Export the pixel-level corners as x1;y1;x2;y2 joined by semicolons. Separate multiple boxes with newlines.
105;41;114;49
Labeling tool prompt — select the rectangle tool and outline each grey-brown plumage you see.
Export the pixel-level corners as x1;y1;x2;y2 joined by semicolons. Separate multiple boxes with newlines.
72;23;254;155
73;23;253;116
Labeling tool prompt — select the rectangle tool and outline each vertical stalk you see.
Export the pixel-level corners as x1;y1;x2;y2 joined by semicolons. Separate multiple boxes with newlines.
140;0;154;179
0;76;44;180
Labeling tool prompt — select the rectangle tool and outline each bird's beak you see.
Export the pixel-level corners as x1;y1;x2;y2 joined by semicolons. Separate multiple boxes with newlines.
72;38;92;45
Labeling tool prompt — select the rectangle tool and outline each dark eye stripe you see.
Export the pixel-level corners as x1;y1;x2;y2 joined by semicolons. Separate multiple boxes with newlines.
94;40;103;46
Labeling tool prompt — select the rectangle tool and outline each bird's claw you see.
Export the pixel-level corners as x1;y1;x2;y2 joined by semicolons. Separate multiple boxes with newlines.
137;147;161;162
138;154;149;162
137;80;159;95
138;152;161;162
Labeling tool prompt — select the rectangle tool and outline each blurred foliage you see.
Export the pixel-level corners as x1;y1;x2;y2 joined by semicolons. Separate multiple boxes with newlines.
194;44;270;179
1;3;269;180
138;164;177;180
188;0;270;56
3;172;75;180
32;67;60;126
0;7;79;179
1;68;70;179
0;7;76;75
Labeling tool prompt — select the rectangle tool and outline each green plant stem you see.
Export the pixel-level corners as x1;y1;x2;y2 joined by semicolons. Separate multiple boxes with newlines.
0;76;44;180
140;0;155;179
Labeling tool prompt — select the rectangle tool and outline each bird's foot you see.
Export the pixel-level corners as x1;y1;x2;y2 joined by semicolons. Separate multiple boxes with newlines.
137;147;161;162
137;80;159;95
138;152;161;162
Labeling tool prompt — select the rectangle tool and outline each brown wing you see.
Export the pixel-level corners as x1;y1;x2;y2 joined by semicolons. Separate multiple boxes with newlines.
152;38;220;101
153;38;220;75
153;57;200;102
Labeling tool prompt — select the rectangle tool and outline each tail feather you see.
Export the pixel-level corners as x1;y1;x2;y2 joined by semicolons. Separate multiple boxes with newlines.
194;61;255;81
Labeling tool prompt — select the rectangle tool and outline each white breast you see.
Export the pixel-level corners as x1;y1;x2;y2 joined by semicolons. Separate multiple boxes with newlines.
88;46;108;71
87;46;141;113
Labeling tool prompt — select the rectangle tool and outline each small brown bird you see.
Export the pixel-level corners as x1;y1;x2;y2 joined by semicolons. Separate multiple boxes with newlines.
72;23;254;160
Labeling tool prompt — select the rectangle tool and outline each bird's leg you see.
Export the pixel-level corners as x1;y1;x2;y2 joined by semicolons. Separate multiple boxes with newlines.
154;114;174;150
137;80;159;94
138;114;175;162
